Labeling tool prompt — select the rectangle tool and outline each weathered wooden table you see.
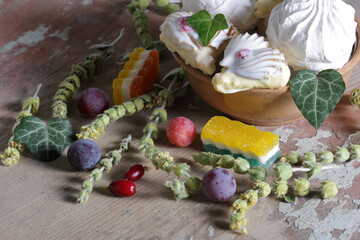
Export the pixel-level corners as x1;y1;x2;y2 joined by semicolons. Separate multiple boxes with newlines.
1;1;360;239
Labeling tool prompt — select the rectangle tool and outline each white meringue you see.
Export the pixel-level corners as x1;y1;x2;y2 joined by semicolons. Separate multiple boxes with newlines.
159;11;236;75
181;0;258;32
266;0;357;72
212;33;290;93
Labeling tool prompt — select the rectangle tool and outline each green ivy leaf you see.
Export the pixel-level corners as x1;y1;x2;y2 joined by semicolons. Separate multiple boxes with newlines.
283;194;296;203
14;116;75;162
290;69;345;129
186;10;228;47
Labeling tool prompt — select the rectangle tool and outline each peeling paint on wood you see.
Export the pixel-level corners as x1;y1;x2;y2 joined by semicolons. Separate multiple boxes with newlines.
273;126;295;143
293;130;332;154
81;0;93;6
207;225;214;237
0;25;50;56
49;27;72;41
277;132;360;240
279;198;360;240
48;46;70;60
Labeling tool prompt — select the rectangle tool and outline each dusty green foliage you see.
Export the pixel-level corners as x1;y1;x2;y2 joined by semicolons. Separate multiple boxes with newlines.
1;84;41;166
78;135;131;204
77;92;157;140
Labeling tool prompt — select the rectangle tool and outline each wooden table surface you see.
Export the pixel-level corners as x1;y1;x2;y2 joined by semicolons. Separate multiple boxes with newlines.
1;1;360;239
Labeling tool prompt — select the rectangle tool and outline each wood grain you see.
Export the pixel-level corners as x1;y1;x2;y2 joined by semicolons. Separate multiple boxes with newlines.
0;1;360;240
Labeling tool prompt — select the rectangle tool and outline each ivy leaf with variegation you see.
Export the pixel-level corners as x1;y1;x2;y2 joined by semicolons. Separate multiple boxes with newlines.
290;69;345;129
14;116;75;162
186;10;228;47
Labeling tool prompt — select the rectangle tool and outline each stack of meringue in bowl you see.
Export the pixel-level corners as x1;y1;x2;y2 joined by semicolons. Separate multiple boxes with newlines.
162;0;360;125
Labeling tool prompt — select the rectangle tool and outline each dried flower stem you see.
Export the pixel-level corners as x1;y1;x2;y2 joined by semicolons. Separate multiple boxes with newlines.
0;83;42;166
280;144;359;165
152;0;180;14
76;92;157;139
192;152;267;181
292;165;338;172
52;29;125;118
229;181;270;234
138;69;191;200
78;134;131;204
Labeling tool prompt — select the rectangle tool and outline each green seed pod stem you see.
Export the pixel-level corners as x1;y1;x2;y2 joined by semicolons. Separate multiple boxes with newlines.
52;30;125;118
172;163;190;178
127;1;152;47
335;147;350;163
164;179;189;201
294;178;310;197
138;74;191;200
350;88;360;106
77;92;157;140
350;144;360;160
249;166;267;181
77;135;131;204
302;152;317;163
52;54;105;118
273;180;289;198
233;157;250;174
287;151;300;164
274;162;293;180
253;181;271;198
318;150;334;164
303;161;323;178
1;84;42;166
229;212;248;234
186;177;202;194
230;199;249;215
217;155;235;169
320;180;338;199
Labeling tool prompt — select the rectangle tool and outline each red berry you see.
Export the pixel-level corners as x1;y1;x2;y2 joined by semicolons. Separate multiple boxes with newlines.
125;164;145;182
109;180;136;197
166;117;196;147
77;88;110;118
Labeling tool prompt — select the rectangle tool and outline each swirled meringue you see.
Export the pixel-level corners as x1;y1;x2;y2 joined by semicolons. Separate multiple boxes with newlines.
266;0;357;72
212;33;290;93
181;0;258;32
159;11;236;75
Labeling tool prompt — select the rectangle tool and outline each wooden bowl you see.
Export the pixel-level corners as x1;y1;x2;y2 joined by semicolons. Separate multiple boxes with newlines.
173;19;360;126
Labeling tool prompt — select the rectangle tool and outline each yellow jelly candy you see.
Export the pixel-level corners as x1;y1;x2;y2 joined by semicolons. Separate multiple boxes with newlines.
201;116;280;168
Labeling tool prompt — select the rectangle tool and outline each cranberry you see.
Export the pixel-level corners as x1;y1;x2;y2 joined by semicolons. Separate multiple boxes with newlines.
125;164;145;182
109;180;136;197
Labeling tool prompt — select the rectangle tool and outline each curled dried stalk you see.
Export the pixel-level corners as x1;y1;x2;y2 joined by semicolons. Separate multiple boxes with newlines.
127;0;152;47
137;68;192;200
77;92;157;139
279;145;359;175
0;84;42;166
122;0;174;61
229;179;338;234
78;135;131;204
192;152;267;181
52;29;125;118
350;88;360;108
152;0;180;14
229;181;271;234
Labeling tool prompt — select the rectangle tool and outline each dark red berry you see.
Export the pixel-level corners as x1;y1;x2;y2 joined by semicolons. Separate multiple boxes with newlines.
125;164;145;182
109;180;136;197
77;88;110;118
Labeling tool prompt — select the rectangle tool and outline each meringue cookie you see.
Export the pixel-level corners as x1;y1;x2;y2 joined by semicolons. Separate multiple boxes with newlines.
212;33;290;93
181;0;258;32
266;0;357;72
159;11;236;75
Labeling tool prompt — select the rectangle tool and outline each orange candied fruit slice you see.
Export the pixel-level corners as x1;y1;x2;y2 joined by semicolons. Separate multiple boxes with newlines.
113;48;159;105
